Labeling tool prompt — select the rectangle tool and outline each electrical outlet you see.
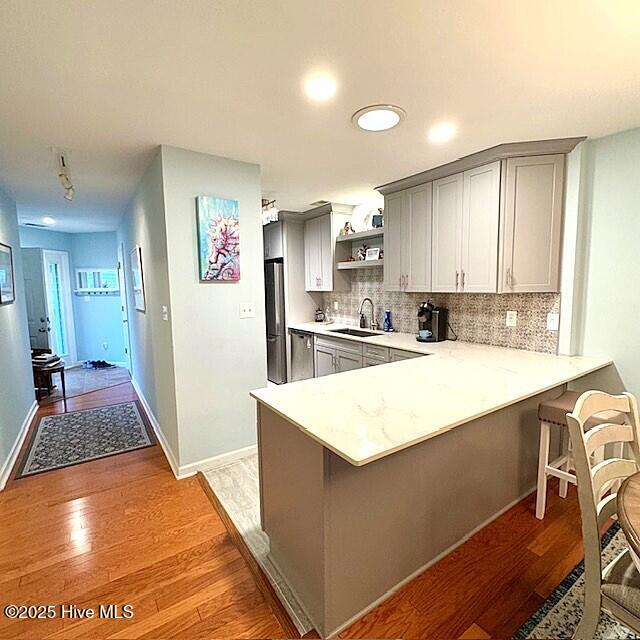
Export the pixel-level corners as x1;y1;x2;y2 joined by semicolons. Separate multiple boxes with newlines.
546;312;560;331
161;305;169;322
505;310;518;327
239;302;255;318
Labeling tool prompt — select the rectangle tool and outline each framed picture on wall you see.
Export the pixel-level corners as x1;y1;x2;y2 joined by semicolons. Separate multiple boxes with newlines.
196;195;240;282
130;245;146;312
0;242;15;305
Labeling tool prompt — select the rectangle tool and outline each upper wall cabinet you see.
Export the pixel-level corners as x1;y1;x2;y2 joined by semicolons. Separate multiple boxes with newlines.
499;154;564;293
383;183;432;292
304;211;350;292
432;161;500;293
263;222;283;259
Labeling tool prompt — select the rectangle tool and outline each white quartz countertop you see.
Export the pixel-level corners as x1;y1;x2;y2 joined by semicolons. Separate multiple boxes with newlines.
251;323;613;466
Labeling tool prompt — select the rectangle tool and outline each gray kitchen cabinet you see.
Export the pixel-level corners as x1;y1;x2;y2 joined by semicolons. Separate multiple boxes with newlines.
263;222;283;259
314;335;364;376
432;162;500;293
363;356;385;367
336;350;363;373
431;173;463;292
383;184;432;292
304;210;351;292
499;154;565;293
389;348;422;362
314;343;337;377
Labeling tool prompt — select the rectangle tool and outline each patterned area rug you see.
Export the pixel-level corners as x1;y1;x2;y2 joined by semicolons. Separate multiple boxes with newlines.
38;365;131;405
514;523;638;639
17;402;152;478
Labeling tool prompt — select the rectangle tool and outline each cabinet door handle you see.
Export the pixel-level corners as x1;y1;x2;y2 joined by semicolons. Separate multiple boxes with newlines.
455;270;459;291
405;274;409;289
461;270;465;290
506;267;512;288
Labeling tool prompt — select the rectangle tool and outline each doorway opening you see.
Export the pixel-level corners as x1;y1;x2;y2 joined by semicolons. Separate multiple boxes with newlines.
20;229;131;408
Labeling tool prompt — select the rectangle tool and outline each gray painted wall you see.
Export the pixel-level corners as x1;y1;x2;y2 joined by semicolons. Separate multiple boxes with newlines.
0;187;36;481
117;151;180;462
578;128;640;396
160;145;267;467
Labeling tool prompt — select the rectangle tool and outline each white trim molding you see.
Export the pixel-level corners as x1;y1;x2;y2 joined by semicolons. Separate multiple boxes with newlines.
178;444;257;478
131;377;257;481
0;400;38;490
130;377;180;479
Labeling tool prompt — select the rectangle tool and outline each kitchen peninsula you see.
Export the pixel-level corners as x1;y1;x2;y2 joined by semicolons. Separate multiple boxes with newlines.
251;329;612;636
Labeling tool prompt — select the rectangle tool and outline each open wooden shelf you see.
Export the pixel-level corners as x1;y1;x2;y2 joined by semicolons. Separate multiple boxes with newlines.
337;260;384;270
336;228;384;243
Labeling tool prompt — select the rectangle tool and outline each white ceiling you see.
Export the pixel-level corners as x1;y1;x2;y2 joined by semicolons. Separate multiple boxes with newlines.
0;0;639;233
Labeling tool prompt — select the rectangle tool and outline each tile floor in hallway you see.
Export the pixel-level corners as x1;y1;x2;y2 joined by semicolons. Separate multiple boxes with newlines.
0;380;590;639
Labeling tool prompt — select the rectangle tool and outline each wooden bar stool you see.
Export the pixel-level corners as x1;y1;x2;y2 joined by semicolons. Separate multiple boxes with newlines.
536;390;626;519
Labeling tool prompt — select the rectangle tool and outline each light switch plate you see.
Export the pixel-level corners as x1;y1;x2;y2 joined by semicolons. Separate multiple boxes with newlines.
240;302;255;318
546;312;560;331
506;310;518;327
333;301;338;311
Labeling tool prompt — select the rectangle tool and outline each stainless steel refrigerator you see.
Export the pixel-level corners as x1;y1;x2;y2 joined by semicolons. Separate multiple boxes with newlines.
264;260;287;384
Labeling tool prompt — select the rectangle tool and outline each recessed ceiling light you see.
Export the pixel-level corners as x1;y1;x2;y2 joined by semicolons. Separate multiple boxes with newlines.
352;105;406;132
428;122;457;144
304;73;337;101
42;216;55;225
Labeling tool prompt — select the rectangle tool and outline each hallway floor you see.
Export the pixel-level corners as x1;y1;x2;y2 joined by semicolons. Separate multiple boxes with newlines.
0;383;287;639
1;382;590;639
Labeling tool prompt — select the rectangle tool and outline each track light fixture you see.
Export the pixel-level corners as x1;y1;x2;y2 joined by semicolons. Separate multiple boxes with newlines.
54;149;75;201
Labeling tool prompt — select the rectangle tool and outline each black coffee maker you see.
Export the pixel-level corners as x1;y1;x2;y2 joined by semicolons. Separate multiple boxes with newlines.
417;301;448;342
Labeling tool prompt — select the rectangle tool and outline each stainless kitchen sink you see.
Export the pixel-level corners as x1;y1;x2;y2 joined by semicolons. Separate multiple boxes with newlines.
329;328;380;338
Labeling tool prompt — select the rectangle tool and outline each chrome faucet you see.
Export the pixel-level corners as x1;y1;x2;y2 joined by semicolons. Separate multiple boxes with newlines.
359;297;378;330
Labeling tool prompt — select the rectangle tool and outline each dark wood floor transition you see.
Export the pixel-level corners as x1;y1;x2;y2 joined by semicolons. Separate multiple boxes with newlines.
0;382;587;639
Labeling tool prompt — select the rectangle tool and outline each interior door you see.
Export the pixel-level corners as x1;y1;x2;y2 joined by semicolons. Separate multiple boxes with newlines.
461;162;500;292
432;173;464;292
117;243;132;371
22;248;50;349
42;250;76;362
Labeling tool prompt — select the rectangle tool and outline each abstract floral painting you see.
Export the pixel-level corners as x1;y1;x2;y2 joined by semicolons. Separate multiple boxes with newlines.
196;195;240;282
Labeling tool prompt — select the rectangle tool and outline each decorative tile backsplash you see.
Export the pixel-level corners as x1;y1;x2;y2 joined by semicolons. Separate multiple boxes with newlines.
322;268;561;353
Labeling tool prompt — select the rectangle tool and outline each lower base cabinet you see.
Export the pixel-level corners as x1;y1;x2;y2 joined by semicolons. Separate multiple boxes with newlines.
314;336;364;377
314;337;425;376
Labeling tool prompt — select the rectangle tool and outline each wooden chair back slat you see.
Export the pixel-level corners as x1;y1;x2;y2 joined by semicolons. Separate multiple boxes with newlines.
585;423;634;457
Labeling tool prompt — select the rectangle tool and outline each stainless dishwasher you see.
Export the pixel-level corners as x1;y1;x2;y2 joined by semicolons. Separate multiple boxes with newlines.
290;329;314;381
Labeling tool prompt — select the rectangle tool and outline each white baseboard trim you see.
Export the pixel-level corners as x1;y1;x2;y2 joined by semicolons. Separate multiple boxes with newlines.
0;400;38;490
130;377;180;479
131;378;256;481
179;444;257;479
326;485;538;638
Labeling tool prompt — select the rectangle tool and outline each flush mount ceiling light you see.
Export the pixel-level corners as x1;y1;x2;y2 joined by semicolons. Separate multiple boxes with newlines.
428;122;457;144
352;105;406;132
304;73;337;101
42;216;55;225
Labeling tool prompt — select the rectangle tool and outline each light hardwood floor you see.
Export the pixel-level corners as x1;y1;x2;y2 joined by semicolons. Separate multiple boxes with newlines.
1;381;588;639
0;383;287;639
